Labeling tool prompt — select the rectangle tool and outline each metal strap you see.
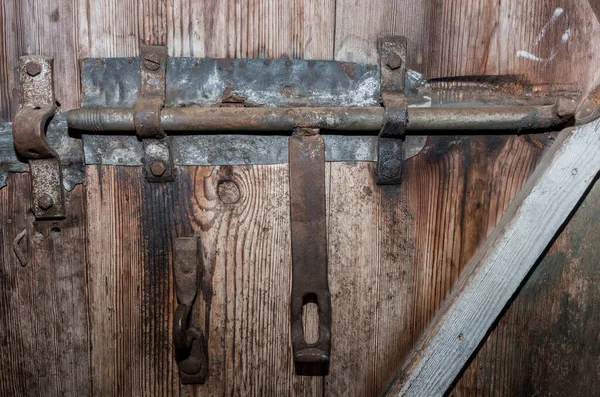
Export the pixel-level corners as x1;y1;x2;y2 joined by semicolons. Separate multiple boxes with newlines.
134;45;174;182
13;56;64;219
289;127;332;376
377;36;408;185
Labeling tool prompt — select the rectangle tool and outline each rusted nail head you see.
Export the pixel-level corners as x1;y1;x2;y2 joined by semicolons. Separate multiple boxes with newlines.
38;194;54;210
386;54;403;70
381;158;402;179
150;161;167;177
143;54;161;71
25;62;42;77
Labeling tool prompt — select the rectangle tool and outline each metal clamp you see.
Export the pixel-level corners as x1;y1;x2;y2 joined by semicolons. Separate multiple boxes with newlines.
289;128;332;376
173;236;208;384
13;56;64;219
377;36;408;185
135;45;174;182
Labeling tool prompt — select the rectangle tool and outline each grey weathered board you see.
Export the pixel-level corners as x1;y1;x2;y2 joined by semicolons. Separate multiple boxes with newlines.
385;118;600;396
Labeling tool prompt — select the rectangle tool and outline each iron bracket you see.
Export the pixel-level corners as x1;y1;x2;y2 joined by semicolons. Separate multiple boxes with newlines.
173;236;208;384
135;44;174;182
289;127;332;376
13;56;64;219
377;36;408;185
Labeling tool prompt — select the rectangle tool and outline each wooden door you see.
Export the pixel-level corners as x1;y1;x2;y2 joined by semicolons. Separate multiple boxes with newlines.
1;1;600;396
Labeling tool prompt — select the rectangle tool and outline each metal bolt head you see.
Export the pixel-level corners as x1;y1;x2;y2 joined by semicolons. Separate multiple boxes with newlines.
386;54;403;70
38;194;54;210
380;158;402;179
143;54;161;71
25;62;42;77
150;161;167;177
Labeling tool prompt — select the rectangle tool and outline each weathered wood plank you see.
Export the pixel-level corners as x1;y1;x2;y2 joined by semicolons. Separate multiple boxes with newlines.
0;173;90;396
178;165;321;396
86;166;182;395
325;163;415;396
452;175;600;397
425;0;600;89
384;119;600;396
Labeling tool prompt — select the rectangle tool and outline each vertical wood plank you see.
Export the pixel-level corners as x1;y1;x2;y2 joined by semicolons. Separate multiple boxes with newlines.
0;1;19;121
0;174;90;396
179;165;321;397
86;166;181;396
325;163;415;396
334;0;434;67
81;0;335;59
425;0;600;89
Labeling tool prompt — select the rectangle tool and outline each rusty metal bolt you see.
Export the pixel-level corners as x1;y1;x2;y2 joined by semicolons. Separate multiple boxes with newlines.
150;161;167;177
143;54;161;71
380;158;402;179
25;62;42;77
38;194;54;210
386;54;403;70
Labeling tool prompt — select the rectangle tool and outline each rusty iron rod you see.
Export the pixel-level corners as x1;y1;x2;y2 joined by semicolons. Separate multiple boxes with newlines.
67;104;567;134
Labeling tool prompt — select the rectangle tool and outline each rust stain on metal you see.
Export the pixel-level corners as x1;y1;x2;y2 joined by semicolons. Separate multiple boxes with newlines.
338;62;356;79
289;128;331;376
13;56;65;219
134;45;167;139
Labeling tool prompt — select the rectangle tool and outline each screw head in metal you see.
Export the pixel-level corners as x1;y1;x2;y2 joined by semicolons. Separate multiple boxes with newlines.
38;194;54;210
150;161;167;177
386;54;403;70
25;62;42;77
380;158;402;179
143;54;161;71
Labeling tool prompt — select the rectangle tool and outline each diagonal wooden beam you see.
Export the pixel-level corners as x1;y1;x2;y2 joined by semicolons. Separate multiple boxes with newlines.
383;118;600;396
587;0;600;23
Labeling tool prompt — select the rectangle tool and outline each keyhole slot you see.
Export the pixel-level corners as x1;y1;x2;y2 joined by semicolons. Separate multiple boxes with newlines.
302;293;320;345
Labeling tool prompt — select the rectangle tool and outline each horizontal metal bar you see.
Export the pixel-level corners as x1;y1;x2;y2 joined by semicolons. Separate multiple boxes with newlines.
67;104;567;134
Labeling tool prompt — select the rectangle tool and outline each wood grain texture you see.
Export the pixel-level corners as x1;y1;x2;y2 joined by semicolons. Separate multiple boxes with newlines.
177;165;321;396
385;119;600;396
86;166;180;396
325;163;415;396
0;173;90;396
452;176;600;397
424;0;600;90
0;0;84;120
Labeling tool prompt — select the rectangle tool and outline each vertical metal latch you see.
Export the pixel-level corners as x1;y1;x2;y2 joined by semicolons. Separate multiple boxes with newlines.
173;236;208;384
289;127;332;375
135;44;174;182
13;56;64;219
377;36;408;185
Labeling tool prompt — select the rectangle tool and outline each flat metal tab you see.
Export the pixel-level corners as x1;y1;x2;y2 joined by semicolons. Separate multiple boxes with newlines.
377;36;408;185
135;45;174;182
289;128;331;376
